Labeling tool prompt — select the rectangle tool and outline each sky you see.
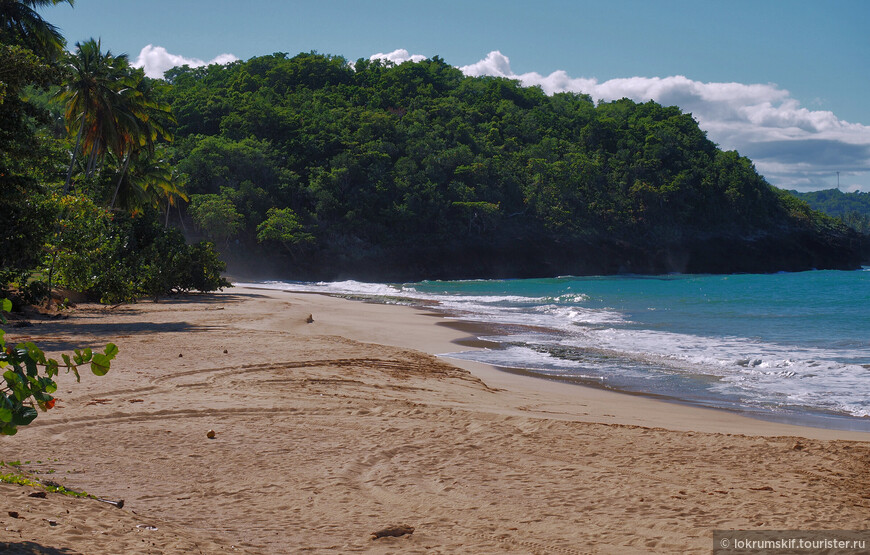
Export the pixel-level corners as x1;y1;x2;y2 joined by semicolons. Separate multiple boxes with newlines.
40;0;870;193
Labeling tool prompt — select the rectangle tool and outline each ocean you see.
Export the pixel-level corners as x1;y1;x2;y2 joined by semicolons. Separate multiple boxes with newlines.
239;269;870;431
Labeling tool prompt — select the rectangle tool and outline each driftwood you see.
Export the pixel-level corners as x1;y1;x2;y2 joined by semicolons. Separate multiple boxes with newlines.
371;524;415;539
97;497;125;508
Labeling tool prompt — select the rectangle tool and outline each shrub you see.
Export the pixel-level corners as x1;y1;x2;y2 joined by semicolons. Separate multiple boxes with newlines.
0;299;116;435
51;209;231;303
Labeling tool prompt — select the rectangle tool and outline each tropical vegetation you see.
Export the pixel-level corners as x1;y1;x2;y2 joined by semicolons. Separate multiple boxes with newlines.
1;1;228;304
1;299;117;435
2;3;867;300
159;52;866;278
788;188;870;234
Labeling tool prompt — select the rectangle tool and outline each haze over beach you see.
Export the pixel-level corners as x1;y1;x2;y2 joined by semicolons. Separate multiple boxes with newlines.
1;1;869;553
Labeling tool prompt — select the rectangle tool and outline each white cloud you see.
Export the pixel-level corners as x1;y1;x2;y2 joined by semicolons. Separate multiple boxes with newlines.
369;49;426;65
456;51;870;192
132;45;239;79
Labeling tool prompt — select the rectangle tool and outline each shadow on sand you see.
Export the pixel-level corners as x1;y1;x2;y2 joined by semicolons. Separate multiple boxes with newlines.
0;541;79;554
143;290;272;304
11;321;211;352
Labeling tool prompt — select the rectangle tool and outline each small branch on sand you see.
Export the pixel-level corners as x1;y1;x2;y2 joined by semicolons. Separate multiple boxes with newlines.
371;524;415;539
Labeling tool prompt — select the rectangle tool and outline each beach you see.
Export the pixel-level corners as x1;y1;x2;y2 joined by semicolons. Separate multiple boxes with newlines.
1;286;869;553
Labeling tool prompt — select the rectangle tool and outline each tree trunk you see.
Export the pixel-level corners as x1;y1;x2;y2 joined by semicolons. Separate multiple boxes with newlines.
86;140;98;178
110;153;131;210
46;251;57;309
63;116;86;193
177;204;188;233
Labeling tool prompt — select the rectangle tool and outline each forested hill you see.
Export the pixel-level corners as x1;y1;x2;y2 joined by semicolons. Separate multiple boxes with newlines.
163;53;867;280
787;189;870;234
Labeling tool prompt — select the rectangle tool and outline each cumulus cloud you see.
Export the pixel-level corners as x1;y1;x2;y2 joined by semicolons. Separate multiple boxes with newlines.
457;51;870;192
133;45;239;79
369;48;427;65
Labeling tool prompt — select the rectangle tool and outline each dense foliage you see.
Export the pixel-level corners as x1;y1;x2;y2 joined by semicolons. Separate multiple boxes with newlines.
0;3;229;303
162;52;864;278
788;189;870;234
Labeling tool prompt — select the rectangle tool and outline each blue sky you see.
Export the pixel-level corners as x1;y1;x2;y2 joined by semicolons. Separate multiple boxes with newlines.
41;0;870;192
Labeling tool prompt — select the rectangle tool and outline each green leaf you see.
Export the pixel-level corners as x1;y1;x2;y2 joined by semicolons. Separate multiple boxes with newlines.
12;406;38;426
0;398;11;422
104;343;119;360
5;370;28;401
90;354;111;376
45;359;59;378
24;342;45;364
24;356;38;377
37;377;57;394
0;299;11;312
3;369;20;387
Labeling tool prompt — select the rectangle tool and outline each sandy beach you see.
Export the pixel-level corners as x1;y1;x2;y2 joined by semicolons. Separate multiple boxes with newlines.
1;286;869;554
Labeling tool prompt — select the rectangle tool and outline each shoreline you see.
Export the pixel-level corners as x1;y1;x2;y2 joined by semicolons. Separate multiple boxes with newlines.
2;286;869;553
438;317;870;434
242;283;870;440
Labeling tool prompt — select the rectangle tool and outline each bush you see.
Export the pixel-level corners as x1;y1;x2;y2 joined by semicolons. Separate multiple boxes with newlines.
0;299;116;435
189;194;244;243
180;241;232;293
50;207;231;303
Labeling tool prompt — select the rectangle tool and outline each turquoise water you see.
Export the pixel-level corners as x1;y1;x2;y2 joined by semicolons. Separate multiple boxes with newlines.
241;269;870;430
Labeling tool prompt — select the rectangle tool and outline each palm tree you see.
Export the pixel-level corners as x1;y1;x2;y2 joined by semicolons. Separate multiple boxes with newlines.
61;39;177;203
161;169;188;227
111;147;186;216
0;0;73;58
59;38;133;192
109;70;175;209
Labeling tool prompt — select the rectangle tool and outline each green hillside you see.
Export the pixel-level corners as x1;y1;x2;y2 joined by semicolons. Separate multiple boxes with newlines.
162;52;865;278
788;189;870;234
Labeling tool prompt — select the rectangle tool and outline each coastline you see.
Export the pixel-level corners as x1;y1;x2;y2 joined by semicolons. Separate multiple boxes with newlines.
244;283;870;440
1;286;868;553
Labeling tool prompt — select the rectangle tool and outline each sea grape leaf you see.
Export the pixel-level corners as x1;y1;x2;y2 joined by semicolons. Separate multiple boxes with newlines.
0;394;12;423
24;356;38;377
12;406;38;426
90;354;111;376
24;342;45;364
45;359;59;378
37;376;57;394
